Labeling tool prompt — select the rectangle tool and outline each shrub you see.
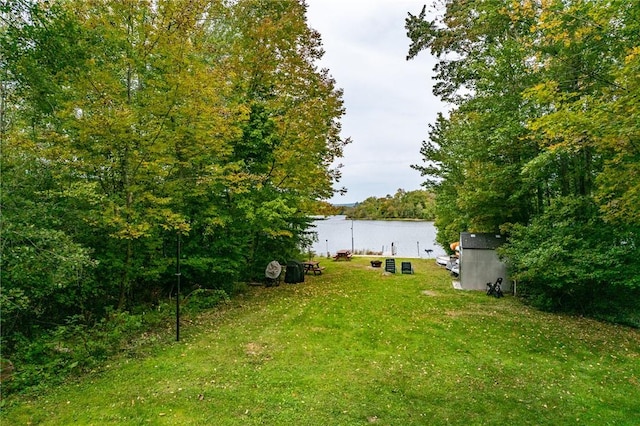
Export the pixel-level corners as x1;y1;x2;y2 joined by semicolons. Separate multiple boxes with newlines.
182;289;230;313
3;305;173;397
499;196;640;326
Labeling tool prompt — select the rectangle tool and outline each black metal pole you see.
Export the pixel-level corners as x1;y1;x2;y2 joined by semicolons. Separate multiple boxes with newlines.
176;232;181;342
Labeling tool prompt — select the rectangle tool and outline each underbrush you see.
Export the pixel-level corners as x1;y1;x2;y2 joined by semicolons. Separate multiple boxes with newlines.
1;286;237;400
2;305;170;399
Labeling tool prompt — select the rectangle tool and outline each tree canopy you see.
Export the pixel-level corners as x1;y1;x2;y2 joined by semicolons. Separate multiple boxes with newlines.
344;189;436;220
406;0;639;323
1;0;348;356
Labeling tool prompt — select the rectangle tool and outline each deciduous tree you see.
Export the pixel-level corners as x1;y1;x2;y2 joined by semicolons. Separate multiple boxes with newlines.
406;0;640;319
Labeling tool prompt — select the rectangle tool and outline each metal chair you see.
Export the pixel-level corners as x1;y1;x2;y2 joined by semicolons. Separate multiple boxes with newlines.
486;277;504;298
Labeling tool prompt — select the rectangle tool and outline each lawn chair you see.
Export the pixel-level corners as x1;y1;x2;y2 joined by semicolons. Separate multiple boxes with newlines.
401;261;414;274
486;277;504;298
385;258;396;273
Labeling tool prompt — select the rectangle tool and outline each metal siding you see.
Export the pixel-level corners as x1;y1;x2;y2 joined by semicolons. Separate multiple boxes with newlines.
460;247;511;291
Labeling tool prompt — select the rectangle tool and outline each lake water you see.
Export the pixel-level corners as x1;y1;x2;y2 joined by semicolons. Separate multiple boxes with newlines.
308;215;446;258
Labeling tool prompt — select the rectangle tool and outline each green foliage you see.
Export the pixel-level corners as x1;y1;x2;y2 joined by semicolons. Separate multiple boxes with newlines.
3;305;173;396
0;149;98;352
346;189;436;220
0;223;96;330
311;201;342;216
0;0;348;386
182;289;230;313
499;197;640;324
407;0;640;318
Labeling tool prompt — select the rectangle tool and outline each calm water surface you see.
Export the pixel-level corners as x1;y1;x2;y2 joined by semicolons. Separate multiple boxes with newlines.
308;215;446;258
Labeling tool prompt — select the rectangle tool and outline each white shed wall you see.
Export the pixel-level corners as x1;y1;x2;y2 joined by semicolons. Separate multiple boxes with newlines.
460;248;511;291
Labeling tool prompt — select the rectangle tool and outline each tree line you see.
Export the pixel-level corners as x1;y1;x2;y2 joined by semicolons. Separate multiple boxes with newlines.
406;0;639;324
0;0;348;379
343;189;436;220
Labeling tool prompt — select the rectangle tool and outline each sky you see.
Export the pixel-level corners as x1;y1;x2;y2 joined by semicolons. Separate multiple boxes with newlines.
305;0;446;205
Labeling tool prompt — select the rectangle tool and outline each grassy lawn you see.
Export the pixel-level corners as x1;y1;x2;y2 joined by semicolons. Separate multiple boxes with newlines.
3;257;639;425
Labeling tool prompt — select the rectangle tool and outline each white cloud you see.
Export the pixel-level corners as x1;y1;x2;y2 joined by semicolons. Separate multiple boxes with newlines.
305;0;445;204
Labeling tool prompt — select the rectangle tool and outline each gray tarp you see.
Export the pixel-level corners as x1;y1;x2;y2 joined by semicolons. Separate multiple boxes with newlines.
265;260;282;279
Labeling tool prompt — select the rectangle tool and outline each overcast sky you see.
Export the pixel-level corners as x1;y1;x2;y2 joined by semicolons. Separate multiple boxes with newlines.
305;0;446;205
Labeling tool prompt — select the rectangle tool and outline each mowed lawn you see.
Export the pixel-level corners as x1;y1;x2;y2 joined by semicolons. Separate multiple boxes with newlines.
3;258;639;425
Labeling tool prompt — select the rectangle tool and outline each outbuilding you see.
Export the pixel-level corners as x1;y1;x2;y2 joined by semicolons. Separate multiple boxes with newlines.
459;232;511;292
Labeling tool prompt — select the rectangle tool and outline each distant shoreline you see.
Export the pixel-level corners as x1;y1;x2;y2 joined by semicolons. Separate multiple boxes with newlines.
346;217;430;222
312;215;433;223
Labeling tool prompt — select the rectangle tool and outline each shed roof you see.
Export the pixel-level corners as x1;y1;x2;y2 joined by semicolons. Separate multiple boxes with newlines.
460;232;505;250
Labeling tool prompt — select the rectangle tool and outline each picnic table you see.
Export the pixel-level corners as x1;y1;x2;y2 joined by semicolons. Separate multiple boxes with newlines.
333;249;352;261
302;261;325;275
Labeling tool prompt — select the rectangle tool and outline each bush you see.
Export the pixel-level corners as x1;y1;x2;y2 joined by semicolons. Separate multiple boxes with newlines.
3;305;173;397
499;196;640;326
182;289;230;312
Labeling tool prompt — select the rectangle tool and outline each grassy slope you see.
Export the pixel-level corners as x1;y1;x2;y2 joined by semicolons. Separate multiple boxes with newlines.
3;258;639;425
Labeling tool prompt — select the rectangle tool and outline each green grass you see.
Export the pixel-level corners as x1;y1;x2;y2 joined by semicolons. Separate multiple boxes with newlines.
3;258;639;425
